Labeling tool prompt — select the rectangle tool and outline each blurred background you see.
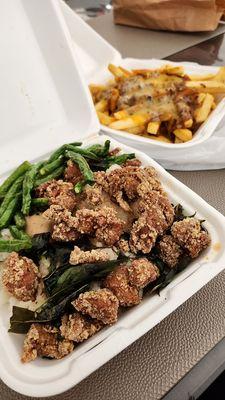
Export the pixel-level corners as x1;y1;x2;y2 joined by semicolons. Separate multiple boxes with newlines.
65;0;112;20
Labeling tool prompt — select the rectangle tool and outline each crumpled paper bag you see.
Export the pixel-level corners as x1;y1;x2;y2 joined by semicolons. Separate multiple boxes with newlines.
113;0;225;32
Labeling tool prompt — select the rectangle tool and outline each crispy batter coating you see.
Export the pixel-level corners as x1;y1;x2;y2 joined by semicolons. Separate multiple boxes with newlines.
21;324;74;363
2;252;39;301
73;289;119;325
69;246;110;265
64;160;83;185
158;235;183;268
44;205;78;242
117;238;131;254
85;184;103;206
129;213;158;254
36;179;76;211
171;218;210;258
104;265;141;307
74;207;125;246
124;158;142;168
60;313;103;342
94;166;163;211
128;258;159;288
134;191;174;228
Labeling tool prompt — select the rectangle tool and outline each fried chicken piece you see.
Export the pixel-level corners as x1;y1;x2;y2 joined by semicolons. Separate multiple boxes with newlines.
117;238;131;254
129;213;158;254
124;158;142;168
85;184;103;206
94;166;163;211
60;313;103;342
104;265;141;307
171;218;210;258
74;207;125;246
36;179;76;211
133;191;174;228
73;289;119;325
21;324;74;363
2;252;39;301
69;246;111;265
158;235;183;268
128;258;159;288
64;160;83;185
44;205;78;242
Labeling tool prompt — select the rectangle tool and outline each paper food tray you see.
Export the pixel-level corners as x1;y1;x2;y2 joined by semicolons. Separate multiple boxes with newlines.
61;2;225;151
1;1;225;398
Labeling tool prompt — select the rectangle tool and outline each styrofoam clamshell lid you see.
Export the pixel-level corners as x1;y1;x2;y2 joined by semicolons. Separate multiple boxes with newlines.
0;0;99;176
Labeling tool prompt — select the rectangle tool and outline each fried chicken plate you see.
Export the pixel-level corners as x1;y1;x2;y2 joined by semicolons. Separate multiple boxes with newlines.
0;141;211;363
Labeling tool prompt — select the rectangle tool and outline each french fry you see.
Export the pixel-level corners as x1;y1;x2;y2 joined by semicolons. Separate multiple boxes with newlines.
119;66;133;77
149;135;172;143
160;64;184;76
186;80;225;93
173;129;192;142
175;137;183;144
211;66;225;83
147;121;160;135
114;110;129;120
194;93;214;123
198;93;207;104
97;112;115;126
189;73;216;81
95;99;108;112
89;84;106;95
109;89;119;113
109;114;149;130
184;119;193;128
127;126;145;135
108;64;127;79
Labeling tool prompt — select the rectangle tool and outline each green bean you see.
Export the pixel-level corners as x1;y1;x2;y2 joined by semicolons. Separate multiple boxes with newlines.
0;176;23;218
107;153;136;167
34;166;64;187
39;156;64;177
31;198;49;207
0;194;21;229
0;161;31;198
48;142;82;163
65;151;94;183
22;165;39;216
87;140;110;157
14;212;26;229
74;181;86;194
9;225;31;243
0;239;32;252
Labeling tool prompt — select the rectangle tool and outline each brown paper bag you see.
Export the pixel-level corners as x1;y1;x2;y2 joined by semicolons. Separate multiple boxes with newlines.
113;0;225;32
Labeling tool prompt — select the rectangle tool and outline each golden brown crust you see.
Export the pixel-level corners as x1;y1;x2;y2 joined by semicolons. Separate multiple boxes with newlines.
69;246;110;265
158;235;183;268
2;252;40;301
36;179;76;211
60;313;103;342
21;324;74;363
128;258;159;288
44;205;79;242
129;213;158;254
104;265;141;307
171;218;211;258
73;289;119;325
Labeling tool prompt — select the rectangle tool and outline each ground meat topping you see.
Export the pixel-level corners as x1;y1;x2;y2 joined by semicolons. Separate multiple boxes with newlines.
44;205;78;242
21;324;74;363
158;235;183;268
104;265;141;307
64;160;83;185
129;213;158;254
128;258;159;288
73;288;119;325
2;252;40;301
60;313;103;342
69;246;111;265
171;217;210;258
36;179;76;211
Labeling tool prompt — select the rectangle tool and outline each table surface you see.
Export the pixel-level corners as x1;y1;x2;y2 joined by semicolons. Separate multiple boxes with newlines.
2;10;225;400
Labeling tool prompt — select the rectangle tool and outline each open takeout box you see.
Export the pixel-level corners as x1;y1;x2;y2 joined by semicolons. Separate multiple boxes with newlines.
1;1;225;397
61;2;225;153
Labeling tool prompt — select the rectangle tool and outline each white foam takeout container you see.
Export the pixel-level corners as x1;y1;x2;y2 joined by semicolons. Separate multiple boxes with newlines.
1;1;225;397
61;1;225;151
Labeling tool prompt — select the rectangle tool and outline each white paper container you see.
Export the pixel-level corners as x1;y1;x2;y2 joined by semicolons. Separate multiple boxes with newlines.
1;1;225;398
61;2;225;151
